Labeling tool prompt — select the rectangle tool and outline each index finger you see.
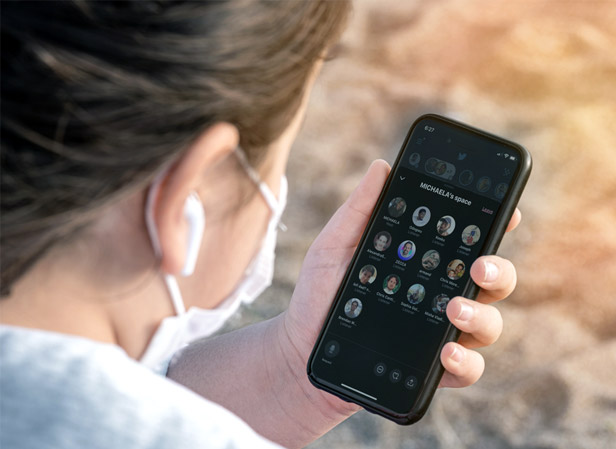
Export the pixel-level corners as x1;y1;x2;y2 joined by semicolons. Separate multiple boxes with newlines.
506;208;522;233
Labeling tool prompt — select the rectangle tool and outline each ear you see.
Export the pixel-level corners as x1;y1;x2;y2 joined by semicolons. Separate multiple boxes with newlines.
153;123;239;275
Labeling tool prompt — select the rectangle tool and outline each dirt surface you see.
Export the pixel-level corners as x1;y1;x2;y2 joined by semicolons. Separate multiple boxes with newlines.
225;1;616;448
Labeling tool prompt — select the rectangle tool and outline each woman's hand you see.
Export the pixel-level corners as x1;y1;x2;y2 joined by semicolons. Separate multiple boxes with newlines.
168;160;521;449
282;160;521;413
439;252;518;387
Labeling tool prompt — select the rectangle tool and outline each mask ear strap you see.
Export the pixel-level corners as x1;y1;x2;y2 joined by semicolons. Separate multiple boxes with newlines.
234;147;287;231
163;275;187;315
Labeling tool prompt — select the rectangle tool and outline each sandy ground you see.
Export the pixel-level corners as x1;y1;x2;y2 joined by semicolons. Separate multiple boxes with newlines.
225;1;616;448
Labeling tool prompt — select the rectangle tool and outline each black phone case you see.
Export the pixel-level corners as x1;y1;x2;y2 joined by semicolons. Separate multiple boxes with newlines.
306;113;532;425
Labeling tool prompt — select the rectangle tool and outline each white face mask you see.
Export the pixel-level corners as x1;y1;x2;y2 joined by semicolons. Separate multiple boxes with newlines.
140;150;287;372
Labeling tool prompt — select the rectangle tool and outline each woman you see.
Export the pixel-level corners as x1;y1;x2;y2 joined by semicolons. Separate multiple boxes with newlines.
358;265;376;285
388;197;406;217
373;231;391;251
383;275;400;295
1;2;521;448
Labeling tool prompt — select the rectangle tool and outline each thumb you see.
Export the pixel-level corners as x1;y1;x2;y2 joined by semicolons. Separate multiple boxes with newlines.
312;160;390;251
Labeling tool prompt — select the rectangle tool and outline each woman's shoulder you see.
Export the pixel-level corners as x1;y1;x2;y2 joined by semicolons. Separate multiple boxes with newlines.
0;325;282;449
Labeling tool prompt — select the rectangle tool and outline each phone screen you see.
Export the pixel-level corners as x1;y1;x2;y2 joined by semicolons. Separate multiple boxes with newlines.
309;116;525;415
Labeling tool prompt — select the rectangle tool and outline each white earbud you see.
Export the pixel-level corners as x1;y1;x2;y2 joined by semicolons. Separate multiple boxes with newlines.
181;192;205;276
145;171;205;277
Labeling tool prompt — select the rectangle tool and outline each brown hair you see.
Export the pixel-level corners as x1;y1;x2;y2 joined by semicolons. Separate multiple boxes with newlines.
0;0;350;296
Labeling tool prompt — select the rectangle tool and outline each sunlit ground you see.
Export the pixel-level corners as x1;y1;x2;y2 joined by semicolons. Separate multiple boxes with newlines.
227;1;616;448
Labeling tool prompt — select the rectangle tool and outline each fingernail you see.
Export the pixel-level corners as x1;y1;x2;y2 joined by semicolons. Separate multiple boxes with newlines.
455;302;474;322
450;346;464;363
484;261;499;283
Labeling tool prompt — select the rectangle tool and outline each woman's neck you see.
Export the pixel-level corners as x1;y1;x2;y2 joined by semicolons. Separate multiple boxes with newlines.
0;238;173;360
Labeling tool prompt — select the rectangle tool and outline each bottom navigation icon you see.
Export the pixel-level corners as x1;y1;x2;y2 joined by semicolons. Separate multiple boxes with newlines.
374;362;387;376
404;376;418;390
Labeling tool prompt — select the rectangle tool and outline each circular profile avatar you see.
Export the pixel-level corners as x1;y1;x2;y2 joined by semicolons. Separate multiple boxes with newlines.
358;265;377;285
436;215;456;237
373;231;392;252
409;152;421;167
344;298;363;319
432;294;450;314
406;284;426;305
434;161;447;176
446;259;466;280
412;206;431;227
421;250;441;271
424;157;438;173
477;176;492;193
382;274;401;295
494;182;508;199
459;169;474;186
461;225;481;246
387;197;407;218
397;240;416;261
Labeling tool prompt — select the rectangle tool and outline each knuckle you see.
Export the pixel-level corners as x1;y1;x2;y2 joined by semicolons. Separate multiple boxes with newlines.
485;311;503;345
473;304;503;345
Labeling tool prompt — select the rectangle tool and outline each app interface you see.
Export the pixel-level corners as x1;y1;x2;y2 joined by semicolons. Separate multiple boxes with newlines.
311;117;522;414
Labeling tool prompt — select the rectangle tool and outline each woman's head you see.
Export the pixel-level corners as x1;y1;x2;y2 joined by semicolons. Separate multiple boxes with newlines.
387;276;398;290
359;266;375;284
1;0;350;296
374;232;390;251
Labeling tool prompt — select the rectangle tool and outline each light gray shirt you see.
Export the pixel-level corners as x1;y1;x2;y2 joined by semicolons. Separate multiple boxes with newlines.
0;326;283;449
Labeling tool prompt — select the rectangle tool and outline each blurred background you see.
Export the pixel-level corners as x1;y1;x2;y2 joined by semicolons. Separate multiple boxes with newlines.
226;1;616;448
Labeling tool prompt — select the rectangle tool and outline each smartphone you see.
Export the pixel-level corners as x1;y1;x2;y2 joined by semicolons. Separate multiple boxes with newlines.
307;114;532;425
